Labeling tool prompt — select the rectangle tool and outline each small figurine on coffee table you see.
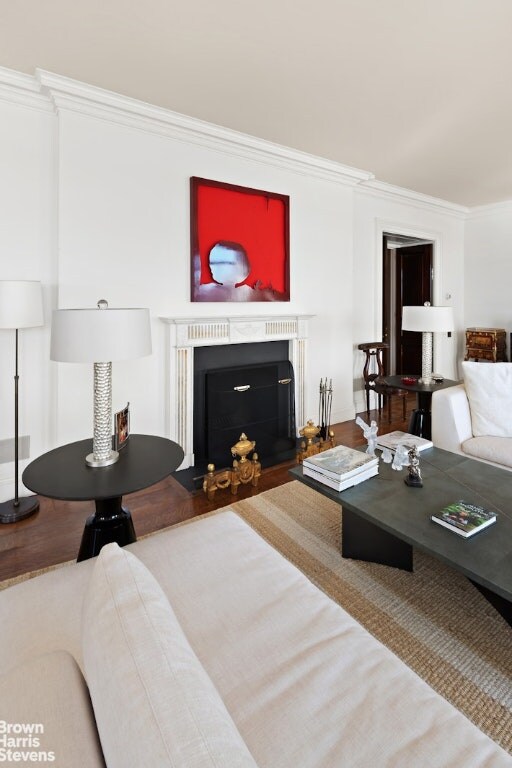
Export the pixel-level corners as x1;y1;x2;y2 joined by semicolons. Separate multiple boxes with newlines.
355;416;378;457
404;445;423;488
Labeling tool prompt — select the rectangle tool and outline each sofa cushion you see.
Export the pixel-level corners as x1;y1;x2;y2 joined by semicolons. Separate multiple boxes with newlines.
82;542;258;768
0;650;105;767
462;361;512;437
462;435;512;468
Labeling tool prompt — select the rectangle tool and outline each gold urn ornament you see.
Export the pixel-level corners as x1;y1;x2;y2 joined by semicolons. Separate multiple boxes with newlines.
203;432;261;501
231;433;255;462
296;420;335;464
299;419;320;446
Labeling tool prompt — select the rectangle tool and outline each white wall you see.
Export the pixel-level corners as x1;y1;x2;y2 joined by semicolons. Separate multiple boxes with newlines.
0;67;469;501
0;93;56;501
353;185;466;408
465;203;512;364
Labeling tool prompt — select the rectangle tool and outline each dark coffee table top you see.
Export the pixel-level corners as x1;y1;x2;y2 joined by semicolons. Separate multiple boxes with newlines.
290;447;512;603
23;434;184;501
378;376;460;395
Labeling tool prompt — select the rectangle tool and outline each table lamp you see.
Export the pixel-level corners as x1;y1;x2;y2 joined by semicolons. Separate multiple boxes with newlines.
50;300;152;467
402;302;454;384
0;280;44;523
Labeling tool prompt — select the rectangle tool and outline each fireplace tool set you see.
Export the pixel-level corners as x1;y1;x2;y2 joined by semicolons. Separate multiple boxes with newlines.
296;379;335;463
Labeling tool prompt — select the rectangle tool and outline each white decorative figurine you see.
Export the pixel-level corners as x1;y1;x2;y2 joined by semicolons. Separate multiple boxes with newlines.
355;416;379;457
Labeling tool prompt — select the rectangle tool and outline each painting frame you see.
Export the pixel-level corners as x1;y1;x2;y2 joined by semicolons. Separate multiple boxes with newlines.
114;402;130;451
190;177;290;303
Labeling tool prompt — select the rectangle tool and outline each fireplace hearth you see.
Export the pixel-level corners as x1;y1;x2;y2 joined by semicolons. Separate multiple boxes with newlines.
162;314;313;471
201;358;295;470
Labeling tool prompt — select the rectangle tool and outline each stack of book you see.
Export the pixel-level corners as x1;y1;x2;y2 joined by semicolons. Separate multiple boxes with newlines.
376;431;433;454
302;444;379;491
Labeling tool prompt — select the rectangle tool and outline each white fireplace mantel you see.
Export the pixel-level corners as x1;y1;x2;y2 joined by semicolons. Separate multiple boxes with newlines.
161;314;313;468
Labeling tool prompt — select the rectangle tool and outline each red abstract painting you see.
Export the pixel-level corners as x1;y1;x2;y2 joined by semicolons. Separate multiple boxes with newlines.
190;177;290;302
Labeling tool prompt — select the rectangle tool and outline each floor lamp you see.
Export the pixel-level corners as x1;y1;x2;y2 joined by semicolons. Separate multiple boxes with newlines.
402;302;454;384
0;280;44;524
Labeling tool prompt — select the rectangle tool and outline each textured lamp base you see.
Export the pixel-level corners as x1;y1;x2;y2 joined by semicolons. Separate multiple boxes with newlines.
0;496;39;524
86;450;119;468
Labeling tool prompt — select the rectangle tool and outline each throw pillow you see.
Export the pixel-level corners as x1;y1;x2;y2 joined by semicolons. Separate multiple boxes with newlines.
82;543;258;768
462;361;512;437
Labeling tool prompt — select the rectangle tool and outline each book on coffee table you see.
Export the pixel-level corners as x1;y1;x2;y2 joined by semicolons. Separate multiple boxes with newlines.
376;431;433;453
431;500;497;538
302;462;379;492
303;444;378;482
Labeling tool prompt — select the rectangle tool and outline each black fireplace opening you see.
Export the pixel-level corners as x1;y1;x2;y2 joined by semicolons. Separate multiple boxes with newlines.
193;341;296;473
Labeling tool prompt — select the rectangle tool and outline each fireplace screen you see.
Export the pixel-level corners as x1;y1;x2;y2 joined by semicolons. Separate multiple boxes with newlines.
204;360;295;469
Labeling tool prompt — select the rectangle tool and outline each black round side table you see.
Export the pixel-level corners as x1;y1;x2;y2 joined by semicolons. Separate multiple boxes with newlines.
377;376;460;439
22;434;184;561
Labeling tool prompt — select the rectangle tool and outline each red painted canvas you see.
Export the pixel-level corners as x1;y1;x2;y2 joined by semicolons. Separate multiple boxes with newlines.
191;177;290;302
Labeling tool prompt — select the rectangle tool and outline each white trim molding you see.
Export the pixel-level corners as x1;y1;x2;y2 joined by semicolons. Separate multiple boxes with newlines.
466;200;512;220
0;66;54;113
161;314;313;468
35;69;374;185
359;179;469;218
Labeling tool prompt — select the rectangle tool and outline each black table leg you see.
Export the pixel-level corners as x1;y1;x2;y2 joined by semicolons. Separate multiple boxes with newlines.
408;391;433;439
470;580;512;628
342;507;413;571
77;496;137;562
408;409;431;439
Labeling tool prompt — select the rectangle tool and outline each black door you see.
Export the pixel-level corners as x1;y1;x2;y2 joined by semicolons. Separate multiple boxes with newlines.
382;237;433;376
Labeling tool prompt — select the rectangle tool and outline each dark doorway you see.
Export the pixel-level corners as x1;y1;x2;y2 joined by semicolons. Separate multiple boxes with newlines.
382;234;433;376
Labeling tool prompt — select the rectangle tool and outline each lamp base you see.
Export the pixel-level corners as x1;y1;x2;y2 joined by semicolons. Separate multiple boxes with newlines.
86;450;119;468
0;496;40;524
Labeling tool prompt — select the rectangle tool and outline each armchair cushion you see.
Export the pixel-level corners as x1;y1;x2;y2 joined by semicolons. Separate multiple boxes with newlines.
462;361;512;437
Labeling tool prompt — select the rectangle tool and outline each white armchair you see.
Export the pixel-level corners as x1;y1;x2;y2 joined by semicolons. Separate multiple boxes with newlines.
431;384;472;457
432;364;512;471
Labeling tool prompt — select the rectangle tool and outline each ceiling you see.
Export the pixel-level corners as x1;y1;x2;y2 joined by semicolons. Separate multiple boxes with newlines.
1;0;511;207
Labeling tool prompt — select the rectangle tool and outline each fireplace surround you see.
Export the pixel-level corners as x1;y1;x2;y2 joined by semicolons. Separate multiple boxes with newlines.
162;315;312;469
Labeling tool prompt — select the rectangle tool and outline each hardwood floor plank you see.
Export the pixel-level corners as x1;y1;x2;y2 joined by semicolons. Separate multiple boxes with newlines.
0;398;413;580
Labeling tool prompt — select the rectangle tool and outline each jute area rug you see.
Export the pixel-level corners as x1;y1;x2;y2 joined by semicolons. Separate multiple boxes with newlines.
2;480;511;753
233;481;512;755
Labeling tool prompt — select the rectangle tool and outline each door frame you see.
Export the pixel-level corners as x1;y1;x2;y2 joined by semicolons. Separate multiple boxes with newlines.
374;220;444;373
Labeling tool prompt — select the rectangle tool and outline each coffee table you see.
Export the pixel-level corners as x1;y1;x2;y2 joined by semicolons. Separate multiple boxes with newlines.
290;447;512;627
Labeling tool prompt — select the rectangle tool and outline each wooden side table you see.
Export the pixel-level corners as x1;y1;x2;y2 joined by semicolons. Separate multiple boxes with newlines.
464;328;507;362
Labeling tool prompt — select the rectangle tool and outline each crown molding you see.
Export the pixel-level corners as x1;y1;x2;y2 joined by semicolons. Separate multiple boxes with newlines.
0;66;54;113
35;69;374;186
466;199;512;220
358;179;469;218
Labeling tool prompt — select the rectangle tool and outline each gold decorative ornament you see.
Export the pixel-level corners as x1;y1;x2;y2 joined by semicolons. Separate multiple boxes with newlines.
203;432;261;501
296;419;335;464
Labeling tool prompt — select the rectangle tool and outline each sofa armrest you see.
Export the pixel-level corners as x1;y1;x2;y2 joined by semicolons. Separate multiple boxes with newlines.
431;384;473;455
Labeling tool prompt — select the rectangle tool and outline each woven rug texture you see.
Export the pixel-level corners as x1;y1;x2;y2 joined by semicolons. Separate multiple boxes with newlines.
232;481;512;754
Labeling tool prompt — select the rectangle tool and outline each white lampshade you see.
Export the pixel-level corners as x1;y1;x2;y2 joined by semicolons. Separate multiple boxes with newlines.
402;304;454;333
0;280;44;329
51;306;152;363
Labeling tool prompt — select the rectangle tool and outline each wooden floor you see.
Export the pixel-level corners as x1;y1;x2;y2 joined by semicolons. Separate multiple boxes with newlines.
0;397;415;581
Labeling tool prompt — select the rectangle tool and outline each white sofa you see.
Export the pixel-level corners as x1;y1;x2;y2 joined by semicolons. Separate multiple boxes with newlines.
432;362;512;471
1;510;511;767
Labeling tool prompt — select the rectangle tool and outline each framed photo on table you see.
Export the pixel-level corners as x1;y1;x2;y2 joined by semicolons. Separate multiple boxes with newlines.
114;403;130;451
